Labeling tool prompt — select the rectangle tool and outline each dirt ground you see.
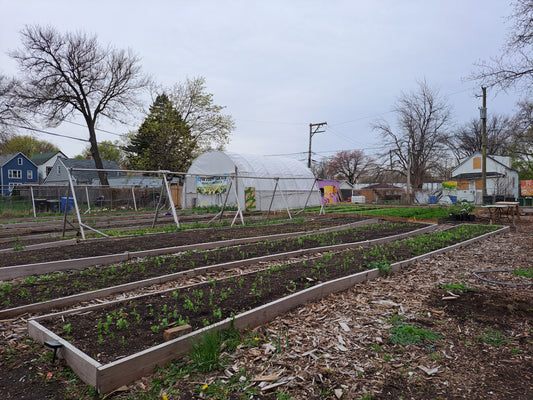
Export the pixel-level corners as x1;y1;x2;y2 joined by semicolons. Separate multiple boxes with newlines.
0;216;531;399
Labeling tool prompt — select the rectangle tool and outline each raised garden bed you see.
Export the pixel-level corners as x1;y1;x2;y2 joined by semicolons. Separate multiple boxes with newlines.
0;215;364;268
28;224;504;393
0;221;433;317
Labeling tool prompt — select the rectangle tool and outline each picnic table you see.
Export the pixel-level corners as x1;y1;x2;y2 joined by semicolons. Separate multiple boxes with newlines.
481;202;519;225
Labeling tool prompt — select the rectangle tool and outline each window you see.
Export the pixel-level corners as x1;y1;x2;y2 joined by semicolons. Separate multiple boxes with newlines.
27;170;33;180
57;165;61;174
8;170;22;179
18;157;23;165
46;166;52;176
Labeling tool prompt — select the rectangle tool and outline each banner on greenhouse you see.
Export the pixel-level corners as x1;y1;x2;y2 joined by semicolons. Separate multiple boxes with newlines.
196;176;228;195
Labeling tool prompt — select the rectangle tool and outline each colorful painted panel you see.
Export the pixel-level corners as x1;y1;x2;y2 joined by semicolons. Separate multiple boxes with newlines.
245;187;256;210
521;180;533;196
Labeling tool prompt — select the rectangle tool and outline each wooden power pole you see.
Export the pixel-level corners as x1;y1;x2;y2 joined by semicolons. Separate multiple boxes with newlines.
308;122;327;169
480;87;487;198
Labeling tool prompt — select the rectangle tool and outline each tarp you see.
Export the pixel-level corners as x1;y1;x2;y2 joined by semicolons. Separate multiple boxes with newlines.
184;151;320;211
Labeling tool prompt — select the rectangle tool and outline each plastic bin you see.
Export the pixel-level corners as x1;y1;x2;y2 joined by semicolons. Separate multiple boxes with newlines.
61;197;74;213
47;200;60;213
429;196;437;204
34;199;48;213
449;196;457;203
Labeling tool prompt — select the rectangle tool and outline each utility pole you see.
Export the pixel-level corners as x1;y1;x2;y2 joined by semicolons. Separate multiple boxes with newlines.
308;122;327;169
406;151;411;204
480;87;487;198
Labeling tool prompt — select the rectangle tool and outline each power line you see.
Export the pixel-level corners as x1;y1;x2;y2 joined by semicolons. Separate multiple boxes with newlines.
4;122;124;150
6;123;89;143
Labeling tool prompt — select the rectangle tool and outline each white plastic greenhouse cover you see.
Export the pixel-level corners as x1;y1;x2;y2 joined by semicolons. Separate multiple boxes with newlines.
184;151;320;210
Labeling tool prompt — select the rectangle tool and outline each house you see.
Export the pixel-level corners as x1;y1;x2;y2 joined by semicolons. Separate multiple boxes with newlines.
450;152;519;203
43;158;123;185
0;152;39;196
30;151;67;183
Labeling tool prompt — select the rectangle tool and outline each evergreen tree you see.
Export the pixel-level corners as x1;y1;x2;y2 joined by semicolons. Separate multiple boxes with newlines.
125;94;197;172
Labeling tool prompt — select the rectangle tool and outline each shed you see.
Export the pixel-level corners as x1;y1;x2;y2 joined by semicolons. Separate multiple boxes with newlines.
183;151;320;211
353;183;404;203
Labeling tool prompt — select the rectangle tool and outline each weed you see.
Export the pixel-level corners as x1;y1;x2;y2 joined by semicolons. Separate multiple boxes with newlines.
389;322;442;345
439;283;475;293
190;330;222;372
511;268;533;279
477;327;509;347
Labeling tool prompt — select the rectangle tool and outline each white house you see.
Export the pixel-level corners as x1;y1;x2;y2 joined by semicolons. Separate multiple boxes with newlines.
451;152;519;203
30;151;67;183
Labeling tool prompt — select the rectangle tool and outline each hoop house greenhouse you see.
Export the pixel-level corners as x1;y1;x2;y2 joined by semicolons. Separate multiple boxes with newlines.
183;151;321;211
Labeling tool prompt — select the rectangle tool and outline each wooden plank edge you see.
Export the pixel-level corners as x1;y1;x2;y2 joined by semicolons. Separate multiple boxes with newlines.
0;238;77;254
0;253;129;281
27;319;100;387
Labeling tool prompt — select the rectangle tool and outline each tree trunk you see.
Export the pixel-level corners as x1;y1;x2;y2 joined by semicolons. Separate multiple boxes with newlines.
87;121;109;186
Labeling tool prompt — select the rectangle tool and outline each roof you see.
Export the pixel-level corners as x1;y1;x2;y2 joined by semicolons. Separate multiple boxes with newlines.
58;158;123;183
30;151;66;165
452;172;505;180
188;151;314;179
0;153;17;166
452;151;518;174
362;183;402;190
187;151;315;192
0;152;36;167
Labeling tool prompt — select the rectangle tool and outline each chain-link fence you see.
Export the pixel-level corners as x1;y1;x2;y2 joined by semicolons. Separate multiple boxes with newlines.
0;184;167;216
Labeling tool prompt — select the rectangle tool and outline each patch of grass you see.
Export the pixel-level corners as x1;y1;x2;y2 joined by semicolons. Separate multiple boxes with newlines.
477;327;510;347
439;283;476;293
189;329;223;372
388;317;442;346
511;268;533;279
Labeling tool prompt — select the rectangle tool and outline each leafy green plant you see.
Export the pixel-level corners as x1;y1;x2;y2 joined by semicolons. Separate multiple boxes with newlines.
477;327;509;347
439;283;475;293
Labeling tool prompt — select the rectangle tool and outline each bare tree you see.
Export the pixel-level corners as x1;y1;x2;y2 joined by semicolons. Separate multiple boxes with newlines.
470;0;533;94
447;114;514;162
509;100;533;178
166;77;235;155
326;150;373;185
9;25;149;184
0;75;24;145
373;81;452;189
311;157;333;180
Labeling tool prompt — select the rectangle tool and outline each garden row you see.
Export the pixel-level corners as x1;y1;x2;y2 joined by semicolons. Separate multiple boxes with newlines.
0;221;430;317
28;223;504;394
0;214;364;267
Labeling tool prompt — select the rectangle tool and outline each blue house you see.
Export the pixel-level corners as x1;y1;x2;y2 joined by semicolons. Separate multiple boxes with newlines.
0;152;39;196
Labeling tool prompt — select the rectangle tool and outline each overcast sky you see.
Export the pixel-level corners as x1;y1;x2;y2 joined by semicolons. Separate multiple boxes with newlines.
0;0;523;163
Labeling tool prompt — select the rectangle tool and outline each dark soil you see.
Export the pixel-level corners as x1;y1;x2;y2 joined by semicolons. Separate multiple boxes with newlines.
0;215;363;267
39;224;497;364
1;221;425;310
